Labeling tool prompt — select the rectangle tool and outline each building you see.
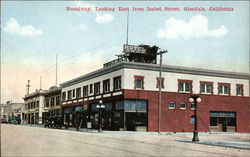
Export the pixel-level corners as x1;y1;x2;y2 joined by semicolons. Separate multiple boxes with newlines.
0;104;7;119
44;86;62;118
23;89;46;124
2;101;24;123
60;61;249;132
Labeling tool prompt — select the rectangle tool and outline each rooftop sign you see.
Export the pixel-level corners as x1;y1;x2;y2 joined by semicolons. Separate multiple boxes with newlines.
123;44;146;54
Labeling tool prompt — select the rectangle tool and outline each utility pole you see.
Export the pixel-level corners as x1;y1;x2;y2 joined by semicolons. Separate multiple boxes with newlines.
40;76;42;90
126;10;129;45
26;80;31;95
56;55;58;86
157;50;167;133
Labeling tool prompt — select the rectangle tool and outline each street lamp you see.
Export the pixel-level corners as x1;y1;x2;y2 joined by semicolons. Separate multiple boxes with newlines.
189;95;202;142
156;50;167;133
96;100;105;132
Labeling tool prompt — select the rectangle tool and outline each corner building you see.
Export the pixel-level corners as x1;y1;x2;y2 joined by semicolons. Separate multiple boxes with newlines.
60;61;250;132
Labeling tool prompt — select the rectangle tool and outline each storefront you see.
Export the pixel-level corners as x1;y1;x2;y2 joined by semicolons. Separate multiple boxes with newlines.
210;111;236;132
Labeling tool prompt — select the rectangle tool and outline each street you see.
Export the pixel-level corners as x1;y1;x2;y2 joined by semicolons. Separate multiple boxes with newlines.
1;124;250;157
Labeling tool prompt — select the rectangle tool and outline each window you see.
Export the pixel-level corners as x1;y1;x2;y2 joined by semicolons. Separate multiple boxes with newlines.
191;103;195;110
36;101;39;108
178;80;192;93
200;81;213;94
103;79;110;93
83;86;88;97
72;89;75;98
94;82;101;94
236;84;243;96
76;88;81;98
46;98;50;107
168;102;175;109
180;102;186;109
114;76;121;91
67;90;72;100
89;84;93;94
156;77;165;88
56;96;60;105
62;92;66;101
218;83;230;95
134;75;144;89
51;97;55;106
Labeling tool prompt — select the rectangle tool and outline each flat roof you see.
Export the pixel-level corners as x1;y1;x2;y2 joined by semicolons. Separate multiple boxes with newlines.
60;61;250;88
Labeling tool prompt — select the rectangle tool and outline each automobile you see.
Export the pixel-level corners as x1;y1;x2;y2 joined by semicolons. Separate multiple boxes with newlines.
0;118;8;123
44;116;63;129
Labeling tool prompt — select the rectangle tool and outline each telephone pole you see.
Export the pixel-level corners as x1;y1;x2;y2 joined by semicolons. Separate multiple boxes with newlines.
26;80;31;95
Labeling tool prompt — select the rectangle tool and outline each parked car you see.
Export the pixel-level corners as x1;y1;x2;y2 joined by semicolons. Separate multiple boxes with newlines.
0;118;8;123
44;116;63;129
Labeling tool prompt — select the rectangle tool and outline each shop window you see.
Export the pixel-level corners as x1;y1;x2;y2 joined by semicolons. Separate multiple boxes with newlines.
168;102;175;109
156;77;165;88
83;86;88;97
218;83;230;95
236;84;243;96
180;102;186;109
134;75;144;89
178;79;192;93
114;76;121;91
94;82;101;95
210;117;218;126
103;79;110;93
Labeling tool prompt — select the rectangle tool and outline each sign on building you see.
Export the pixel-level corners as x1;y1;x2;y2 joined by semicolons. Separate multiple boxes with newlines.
123;44;147;54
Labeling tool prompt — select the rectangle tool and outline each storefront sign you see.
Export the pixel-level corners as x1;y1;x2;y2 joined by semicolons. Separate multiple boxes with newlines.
123;44;146;54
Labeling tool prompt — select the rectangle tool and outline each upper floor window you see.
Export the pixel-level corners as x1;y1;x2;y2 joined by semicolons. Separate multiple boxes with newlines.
103;79;110;93
236;84;243;96
89;84;93;94
218;83;230;95
114;76;121;91
46;98;50;107
67;90;72;100
72;89;76;98
178;79;192;93
56;96;60;105
200;81;213;94
76;88;81;98
51;97;55;106
180;102;186;110
94;82;101;94
156;77;164;89
168;102;175;109
36;101;39;108
62;92;66;101
191;103;195;110
83;86;88;97
134;75;144;89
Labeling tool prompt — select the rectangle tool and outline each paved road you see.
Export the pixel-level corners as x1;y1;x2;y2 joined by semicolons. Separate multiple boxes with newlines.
1;124;250;156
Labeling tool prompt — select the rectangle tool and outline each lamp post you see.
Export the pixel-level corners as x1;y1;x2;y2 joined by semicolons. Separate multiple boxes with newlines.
156;50;167;133
96;100;105;132
189;95;202;142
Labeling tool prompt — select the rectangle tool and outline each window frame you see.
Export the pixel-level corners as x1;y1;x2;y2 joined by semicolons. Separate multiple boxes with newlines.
200;81;213;95
62;92;66;101
113;76;122;91
134;75;144;90
236;84;244;96
67;90;72;100
178;79;192;93
180;102;187;110
218;83;231;96
76;87;81;98
103;79;110;93
156;77;165;89
94;82;101;95
168;102;176;109
83;85;89;97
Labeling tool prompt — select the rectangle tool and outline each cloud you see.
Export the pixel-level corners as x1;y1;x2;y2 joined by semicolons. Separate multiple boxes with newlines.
73;1;96;9
156;15;228;39
95;13;114;23
3;18;43;37
72;24;89;31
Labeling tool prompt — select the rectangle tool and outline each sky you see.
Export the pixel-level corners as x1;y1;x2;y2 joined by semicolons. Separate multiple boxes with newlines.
1;1;249;103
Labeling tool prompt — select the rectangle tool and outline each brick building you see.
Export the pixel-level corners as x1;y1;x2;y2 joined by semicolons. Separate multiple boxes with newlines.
60;61;249;132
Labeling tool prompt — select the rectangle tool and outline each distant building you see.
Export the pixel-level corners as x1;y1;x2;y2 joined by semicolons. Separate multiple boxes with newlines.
23;90;46;124
60;61;250;132
1;101;24;122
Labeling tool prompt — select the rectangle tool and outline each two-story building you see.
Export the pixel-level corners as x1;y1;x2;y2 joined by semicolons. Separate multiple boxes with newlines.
60;61;249;132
